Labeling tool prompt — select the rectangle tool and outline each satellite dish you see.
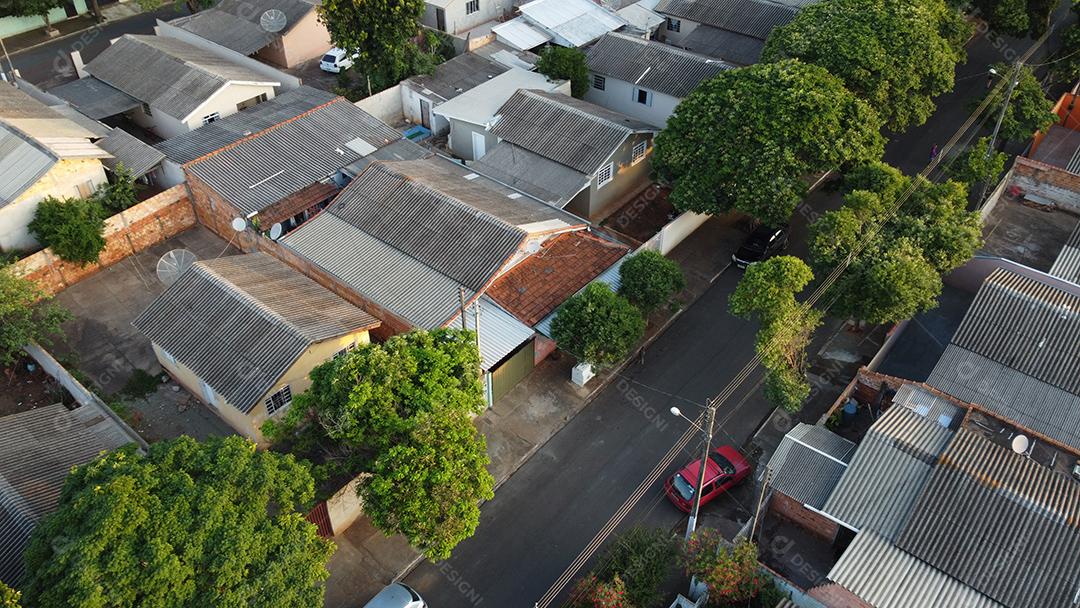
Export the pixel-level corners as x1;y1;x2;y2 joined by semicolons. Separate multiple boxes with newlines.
231;217;247;232
269;223;283;240
1012;434;1030;455
156;249;197;286
260;8;288;32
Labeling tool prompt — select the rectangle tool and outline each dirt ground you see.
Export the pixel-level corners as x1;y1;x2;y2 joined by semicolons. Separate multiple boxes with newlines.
0;357;68;417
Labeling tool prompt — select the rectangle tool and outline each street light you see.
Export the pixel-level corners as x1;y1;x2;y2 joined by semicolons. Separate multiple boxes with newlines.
669;403;716;543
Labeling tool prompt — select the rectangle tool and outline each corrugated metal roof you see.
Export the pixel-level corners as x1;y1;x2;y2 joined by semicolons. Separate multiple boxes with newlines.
472;141;591;207
673;24;765;65
85;35;278;120
432;67;561;126
766;423;855;509
617;2;665;31
828;531;1005;608
490;90;656;174
169;0;316;56
493;17;554;51
892;383;964;429
326;160;528;291
282;213;476;328
0;403;135;585
586;32;732;98
155;86;338;163
96;128;166;178
406;53;510;101
0;123;56;207
949;268;1080;395
822;406;955;540
1050;221;1080;285
0;82;102;140
132;253;379;412
518;0;628;47
185;98;401;216
655;0;798;39
449;296;535;370
896;427;1080;608
48;76;142;120
928;345;1080;453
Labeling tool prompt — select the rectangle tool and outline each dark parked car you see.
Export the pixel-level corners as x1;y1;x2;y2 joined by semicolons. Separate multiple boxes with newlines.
732;225;788;269
664;446;751;512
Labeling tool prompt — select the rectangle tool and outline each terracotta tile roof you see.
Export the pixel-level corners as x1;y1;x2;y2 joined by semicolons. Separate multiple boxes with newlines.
259;181;339;226
489;231;628;325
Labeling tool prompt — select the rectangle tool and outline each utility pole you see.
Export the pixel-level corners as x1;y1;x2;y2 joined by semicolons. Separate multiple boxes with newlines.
979;62;1023;202
0;36;13;84
685;403;716;542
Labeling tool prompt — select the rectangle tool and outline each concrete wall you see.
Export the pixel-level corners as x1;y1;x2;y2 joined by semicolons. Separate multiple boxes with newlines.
402;83;450;133
183;83;277;132
1010;156;1080;214
656;17;700;46
768;492;840;542
260;11;331;67
421;0;507;35
355;83;405;125
569;133;654;221
446;117;495;160
584;75;680;128
639;210;710;256
325;473;370;534
0;157;108;252
0;0;88;37
11;184;197;295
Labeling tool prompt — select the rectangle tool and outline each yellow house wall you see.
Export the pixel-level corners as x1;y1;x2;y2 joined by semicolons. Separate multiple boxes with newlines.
150;329;371;445
0;158;107;251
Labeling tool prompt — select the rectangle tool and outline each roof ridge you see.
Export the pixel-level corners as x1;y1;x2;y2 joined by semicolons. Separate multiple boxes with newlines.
603;31;729;63
518;89;635;134
183;96;346;167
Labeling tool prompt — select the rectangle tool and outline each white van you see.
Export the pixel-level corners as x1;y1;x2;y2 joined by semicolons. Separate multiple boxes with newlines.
362;583;426;608
320;48;356;73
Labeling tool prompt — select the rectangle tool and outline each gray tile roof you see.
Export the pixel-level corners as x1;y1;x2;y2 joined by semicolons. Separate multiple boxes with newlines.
586;32;733;97
155;85;338;164
765;423;855;509
677;24;766;65
406;53;509;102
896;427;1080;608
96;128;166;178
0;403;135;586
169;0;317;56
1050;221;1080;285
823;406;955;540
471;141;591;207
655;0;799;39
84;35;278;120
0;122;55;207
47;76;141;120
185;97;401;216
132;253;379;412
828;531;1005;608
324;160;528;290
490;90;656;174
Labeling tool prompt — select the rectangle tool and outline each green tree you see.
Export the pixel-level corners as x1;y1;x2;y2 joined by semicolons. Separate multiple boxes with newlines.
0;0;66;33
569;574;631;608
318;0;425;74
21;436;333;608
0;265;70;367
1050;24;1080;85
28;196;107;264
535;46;590;98
265;329;493;560
552;282;645;368
763;0;968;132
982;63;1056;143
618;250;685;315
132;0;212;15
654;60;884;226
96;163;138;215
972;0;1054;37
1;582;20;608
730;256;822;412
810;162;982;324
948;136;1007;188
684;532;769;604
599;527;679;607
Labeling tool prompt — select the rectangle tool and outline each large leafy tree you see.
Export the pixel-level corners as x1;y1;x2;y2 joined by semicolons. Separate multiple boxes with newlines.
535;46;590;98
729;256;822;412
654;60;884;226
266;329;493;561
763;0;969;132
971;0;1055;38
618;250;685;315
0;0;65;32
1;582;20;608
810;162;982;324
551;282;646;368
982;63;1056;143
21;436;333;608
0;265;70;367
948;136;1007;189
318;0;425;70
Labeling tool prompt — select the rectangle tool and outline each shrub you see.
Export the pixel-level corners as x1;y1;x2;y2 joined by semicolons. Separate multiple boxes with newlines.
0;265;70;366
684;532;768;604
551;282;645;368
96;163;138;214
619;250;685;315
536;46;590;98
568;574;631;608
602;527;680;607
29;196;107;264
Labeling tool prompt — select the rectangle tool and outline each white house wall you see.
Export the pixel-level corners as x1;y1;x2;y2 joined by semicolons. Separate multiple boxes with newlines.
154;20;302;89
422;0;508;35
183;84;278;131
584;75;680;128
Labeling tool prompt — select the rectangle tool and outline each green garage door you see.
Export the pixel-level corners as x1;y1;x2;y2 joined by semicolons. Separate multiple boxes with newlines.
490;339;535;404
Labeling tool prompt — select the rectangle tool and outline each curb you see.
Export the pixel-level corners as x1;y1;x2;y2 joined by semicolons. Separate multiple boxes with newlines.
7;8;146;57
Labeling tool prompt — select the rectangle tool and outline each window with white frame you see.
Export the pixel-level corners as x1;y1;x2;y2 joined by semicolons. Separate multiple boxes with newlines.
334;343;356;358
202;112;221;125
666;18;681;32
596;162;614;188
631;140;648;165
265;385;293;416
634;88;652;106
593;74;606;90
466;0;479;13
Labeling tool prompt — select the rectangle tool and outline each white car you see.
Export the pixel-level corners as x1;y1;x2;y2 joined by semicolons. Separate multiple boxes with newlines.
320;47;356;73
363;583;426;608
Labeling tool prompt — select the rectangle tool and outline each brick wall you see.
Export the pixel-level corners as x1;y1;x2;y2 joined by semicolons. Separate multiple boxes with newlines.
1011;156;1080;213
807;583;873;608
768;492;840;542
12;185;196;296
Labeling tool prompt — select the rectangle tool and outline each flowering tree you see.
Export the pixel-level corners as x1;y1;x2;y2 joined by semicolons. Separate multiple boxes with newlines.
568;574;631;608
684;532;767;603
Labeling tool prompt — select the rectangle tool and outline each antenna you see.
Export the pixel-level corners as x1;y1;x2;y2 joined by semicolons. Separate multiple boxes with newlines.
269;223;283;240
1012;434;1030;455
156;249;197;286
260;8;288;32
231;217;247;232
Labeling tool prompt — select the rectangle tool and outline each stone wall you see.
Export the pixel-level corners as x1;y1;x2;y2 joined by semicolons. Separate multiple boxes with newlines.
11;185;196;296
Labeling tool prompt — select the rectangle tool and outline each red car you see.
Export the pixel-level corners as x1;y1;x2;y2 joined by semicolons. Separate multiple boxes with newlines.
664;446;751;512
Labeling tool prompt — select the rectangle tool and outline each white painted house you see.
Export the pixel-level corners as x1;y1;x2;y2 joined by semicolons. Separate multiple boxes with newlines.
422;0;510;35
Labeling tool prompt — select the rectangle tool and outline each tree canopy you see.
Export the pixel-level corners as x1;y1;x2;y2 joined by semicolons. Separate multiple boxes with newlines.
536;46;590;98
1;582;20;608
654;60;884;226
971;0;1055;38
618;250;685;315
28;196;107;265
0;265;69;367
551;282;645;368
318;0;425;72
21;436;333;608
0;0;65;28
982;63;1056;144
763;0;969;132
265;329;493;561
948;136;1007;189
809;162;982;324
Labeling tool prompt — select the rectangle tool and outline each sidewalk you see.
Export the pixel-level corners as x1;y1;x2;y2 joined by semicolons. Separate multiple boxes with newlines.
3;1;146;55
323;215;745;607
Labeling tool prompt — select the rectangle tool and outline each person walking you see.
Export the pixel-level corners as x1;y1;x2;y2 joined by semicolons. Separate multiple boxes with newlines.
930;144;939;163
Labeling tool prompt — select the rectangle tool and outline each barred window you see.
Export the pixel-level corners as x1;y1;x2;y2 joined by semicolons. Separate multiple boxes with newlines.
265;385;293;416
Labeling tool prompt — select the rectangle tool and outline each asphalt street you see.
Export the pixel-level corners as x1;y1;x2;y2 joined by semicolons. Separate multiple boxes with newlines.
403;7;1075;607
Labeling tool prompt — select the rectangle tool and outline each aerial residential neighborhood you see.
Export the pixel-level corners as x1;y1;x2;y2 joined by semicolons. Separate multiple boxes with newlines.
0;0;1079;605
